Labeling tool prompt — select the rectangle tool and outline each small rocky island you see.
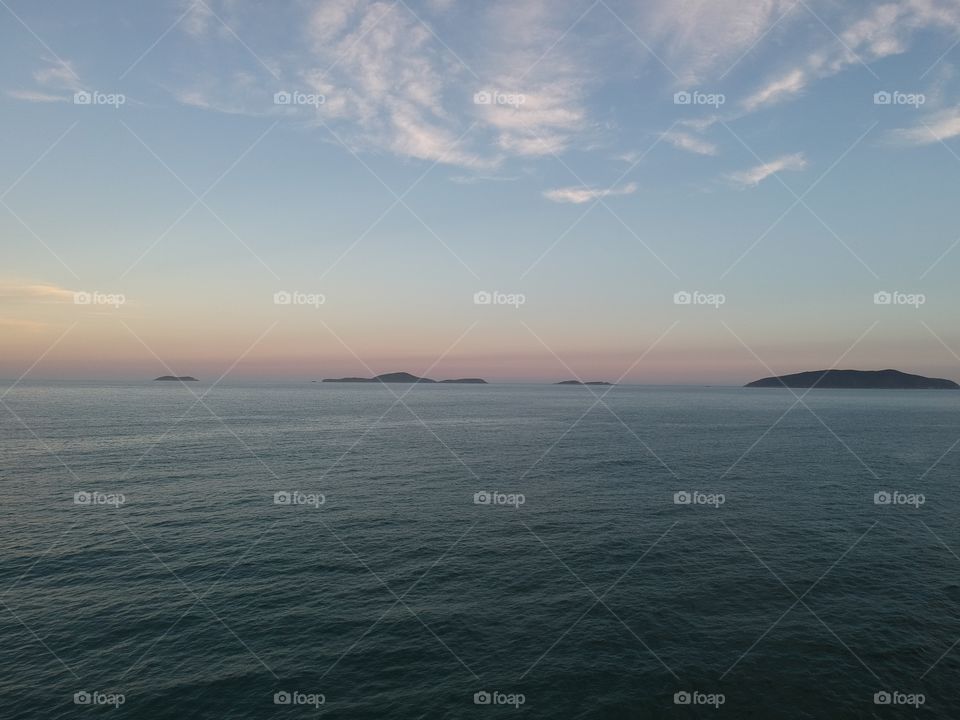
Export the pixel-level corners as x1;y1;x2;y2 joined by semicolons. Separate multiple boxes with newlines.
746;369;959;390
555;380;614;386
323;371;487;384
154;376;198;381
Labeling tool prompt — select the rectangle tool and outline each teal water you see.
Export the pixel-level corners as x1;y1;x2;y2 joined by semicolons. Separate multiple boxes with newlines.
2;381;959;718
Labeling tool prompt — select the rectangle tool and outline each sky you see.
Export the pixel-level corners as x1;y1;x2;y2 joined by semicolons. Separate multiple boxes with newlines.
3;0;960;384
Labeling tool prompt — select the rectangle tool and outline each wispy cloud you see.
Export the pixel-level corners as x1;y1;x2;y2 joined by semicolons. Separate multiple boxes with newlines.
662;130;718;156
638;0;799;84
0;317;50;332
891;106;960;145
740;1;960;112
543;182;638;204
6;89;68;103
33;59;84;92
742;68;806;111
9;58;84;103
170;0;595;168
727;152;806;187
300;0;489;168
0;282;77;303
181;0;215;37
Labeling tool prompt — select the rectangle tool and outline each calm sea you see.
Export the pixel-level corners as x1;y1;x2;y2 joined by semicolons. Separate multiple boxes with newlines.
2;381;959;718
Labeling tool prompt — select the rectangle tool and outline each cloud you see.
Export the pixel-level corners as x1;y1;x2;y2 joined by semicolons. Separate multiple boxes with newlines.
301;0;593;166
6;89;68;103
543;182;638;204
8;58;85;103
33;59;84;92
0;317;50;332
0;282;77;303
638;0;799;84
299;0;490;168
741;1;960;112
891;106;960;145
182;0;215;37
662;130;718;156
727;152;806;187
174;72;271;116
742;68;806;111
171;0;594;167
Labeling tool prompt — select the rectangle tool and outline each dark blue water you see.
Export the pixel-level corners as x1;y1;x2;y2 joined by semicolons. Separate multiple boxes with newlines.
2;381;960;718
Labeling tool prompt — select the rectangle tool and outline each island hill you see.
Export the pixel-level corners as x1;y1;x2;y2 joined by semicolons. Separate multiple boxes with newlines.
555;380;614;386
322;371;486;384
154;376;198;381
746;369;959;390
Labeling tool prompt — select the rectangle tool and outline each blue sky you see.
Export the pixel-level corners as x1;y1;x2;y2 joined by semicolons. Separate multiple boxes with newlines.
3;0;960;382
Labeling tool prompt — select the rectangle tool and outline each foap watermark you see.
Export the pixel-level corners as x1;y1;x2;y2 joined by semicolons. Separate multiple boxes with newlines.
274;290;325;307
674;490;725;508
873;91;925;108
474;490;525;509
874;690;925;708
74;290;125;308
674;90;725;108
273;690;325;708
274;90;325;108
74;491;125;508
473;90;526;108
74;690;125;707
874;490;925;508
74;90;125;108
674;690;725;708
874;291;925;308
274;491;325;508
674;290;725;308
474;290;525;308
473;690;525;708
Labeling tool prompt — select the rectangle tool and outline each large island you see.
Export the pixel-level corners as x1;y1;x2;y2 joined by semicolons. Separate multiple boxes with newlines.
745;369;959;390
323;371;487;384
154;376;198;382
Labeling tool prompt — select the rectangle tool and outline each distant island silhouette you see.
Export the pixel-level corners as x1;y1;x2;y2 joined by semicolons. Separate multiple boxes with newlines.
154;376;198;382
323;372;487;384
746;369;959;390
555;380;614;386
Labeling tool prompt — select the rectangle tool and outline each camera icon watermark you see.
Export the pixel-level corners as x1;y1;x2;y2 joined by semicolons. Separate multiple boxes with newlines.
673;90;725;107
473;490;525;509
74;690;125;707
873;290;925;308
873;690;925;708
473;290;525;308
273;491;325;508
274;90;325;108
73;290;126;308
73;90;126;108
674;490;725;508
473;690;525;708
673;290;725;308
273;290;325;307
473;89;526;108
873;90;925;108
874;490;925;508
673;690;724;708
273;690;325;708
74;491;125;508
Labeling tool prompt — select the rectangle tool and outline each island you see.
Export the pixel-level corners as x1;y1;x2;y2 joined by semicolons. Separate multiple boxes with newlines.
154;376;198;382
323;371;487;384
745;369;959;390
555;380;614;386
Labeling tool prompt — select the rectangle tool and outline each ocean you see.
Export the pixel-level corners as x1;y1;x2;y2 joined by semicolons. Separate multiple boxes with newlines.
1;381;959;718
